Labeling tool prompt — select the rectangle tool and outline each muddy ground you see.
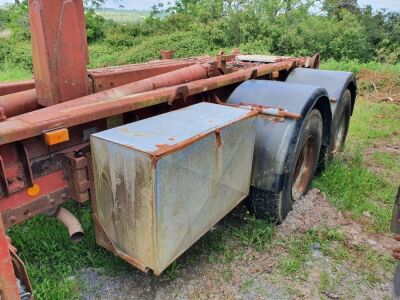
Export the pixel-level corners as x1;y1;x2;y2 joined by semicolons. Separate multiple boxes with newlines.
80;187;397;299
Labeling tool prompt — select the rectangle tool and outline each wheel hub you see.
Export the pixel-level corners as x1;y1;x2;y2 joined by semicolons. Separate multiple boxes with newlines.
292;136;316;201
333;114;346;153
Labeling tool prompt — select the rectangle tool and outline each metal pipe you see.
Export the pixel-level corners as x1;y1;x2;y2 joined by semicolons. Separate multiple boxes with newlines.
238;105;301;120
55;207;84;243
0;80;35;97
0;89;39;119
78;63;209;103
0;56;213;97
0;63;208;119
213;94;301;120
0;60;307;145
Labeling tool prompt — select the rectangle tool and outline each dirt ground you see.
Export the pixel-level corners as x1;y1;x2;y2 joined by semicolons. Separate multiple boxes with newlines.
79;72;400;299
80;189;397;300
363;138;400;183
357;69;400;104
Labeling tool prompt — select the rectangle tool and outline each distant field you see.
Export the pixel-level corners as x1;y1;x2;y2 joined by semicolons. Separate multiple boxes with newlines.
95;8;150;23
0;6;149;24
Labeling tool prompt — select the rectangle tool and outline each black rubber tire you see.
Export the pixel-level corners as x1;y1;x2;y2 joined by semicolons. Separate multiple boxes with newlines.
330;89;352;156
393;262;400;299
246;109;323;222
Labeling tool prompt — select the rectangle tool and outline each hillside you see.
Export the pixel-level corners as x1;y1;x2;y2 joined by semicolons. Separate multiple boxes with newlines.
95;8;150;23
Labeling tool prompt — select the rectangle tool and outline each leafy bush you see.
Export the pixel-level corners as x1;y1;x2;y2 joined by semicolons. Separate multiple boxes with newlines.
89;30;219;68
1;0;399;74
0;8;9;29
0;38;32;71
85;9;108;43
7;0;30;40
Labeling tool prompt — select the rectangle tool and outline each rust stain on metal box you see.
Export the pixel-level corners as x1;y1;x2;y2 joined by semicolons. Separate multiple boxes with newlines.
90;103;257;274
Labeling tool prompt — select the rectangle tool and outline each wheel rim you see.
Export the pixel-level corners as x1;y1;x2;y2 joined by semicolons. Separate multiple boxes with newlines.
292;136;316;201
333;114;346;153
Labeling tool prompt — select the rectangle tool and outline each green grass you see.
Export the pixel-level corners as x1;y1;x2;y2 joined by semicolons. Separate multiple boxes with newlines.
373;151;400;178
321;59;400;74
347;99;400;145
2;207;259;297
0;64;32;81
315;151;394;232
239;278;255;293
318;271;331;293
277;227;344;277
275;96;399;293
0;31;220;74
277;227;395;287
7;203;277;299
230;216;275;251
163;261;182;280
314;99;400;232
8;202;130;300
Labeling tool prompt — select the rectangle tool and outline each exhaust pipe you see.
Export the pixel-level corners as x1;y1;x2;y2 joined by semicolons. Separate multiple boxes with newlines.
54;207;84;243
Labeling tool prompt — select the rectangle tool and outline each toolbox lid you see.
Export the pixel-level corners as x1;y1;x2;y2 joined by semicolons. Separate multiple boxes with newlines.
91;102;254;155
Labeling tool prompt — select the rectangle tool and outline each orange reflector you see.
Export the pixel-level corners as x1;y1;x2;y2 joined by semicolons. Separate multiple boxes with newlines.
27;184;40;197
43;128;69;146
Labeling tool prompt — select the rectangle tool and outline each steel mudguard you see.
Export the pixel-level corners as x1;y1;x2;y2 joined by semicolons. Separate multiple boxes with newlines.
227;80;332;193
285;68;357;116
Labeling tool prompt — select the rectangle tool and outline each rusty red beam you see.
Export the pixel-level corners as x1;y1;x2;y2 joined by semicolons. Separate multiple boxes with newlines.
29;0;90;106
0;80;35;97
0;89;39;119
0;58;213;118
0;216;20;300
88;57;213;92
0;57;213;96
0;58;212;97
0;60;303;146
82;63;210;99
0;170;69;228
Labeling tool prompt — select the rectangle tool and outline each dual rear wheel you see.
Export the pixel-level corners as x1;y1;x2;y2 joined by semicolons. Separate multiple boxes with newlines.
247;90;352;222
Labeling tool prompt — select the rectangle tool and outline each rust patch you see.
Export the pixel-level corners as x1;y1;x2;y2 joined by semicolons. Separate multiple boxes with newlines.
118;127;130;134
155;144;171;152
150;109;258;159
1;187;70;229
151;154;158;169
0;216;20;299
93;213;148;272
215;130;222;148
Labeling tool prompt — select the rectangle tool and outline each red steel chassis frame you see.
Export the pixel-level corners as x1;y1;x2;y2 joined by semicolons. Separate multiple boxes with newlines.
0;1;320;298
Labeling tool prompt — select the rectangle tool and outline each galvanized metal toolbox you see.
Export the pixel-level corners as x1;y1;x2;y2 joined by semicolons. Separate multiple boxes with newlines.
90;102;257;274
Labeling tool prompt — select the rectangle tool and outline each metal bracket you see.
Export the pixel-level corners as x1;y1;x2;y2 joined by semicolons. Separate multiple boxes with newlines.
216;54;236;74
0;142;34;197
64;153;90;203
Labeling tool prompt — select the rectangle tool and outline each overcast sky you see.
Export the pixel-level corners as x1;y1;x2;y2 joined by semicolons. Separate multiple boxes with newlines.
0;0;398;11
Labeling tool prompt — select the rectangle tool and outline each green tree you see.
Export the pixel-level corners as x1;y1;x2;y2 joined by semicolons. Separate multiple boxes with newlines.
84;0;105;8
85;8;108;43
8;0;30;40
322;0;360;19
